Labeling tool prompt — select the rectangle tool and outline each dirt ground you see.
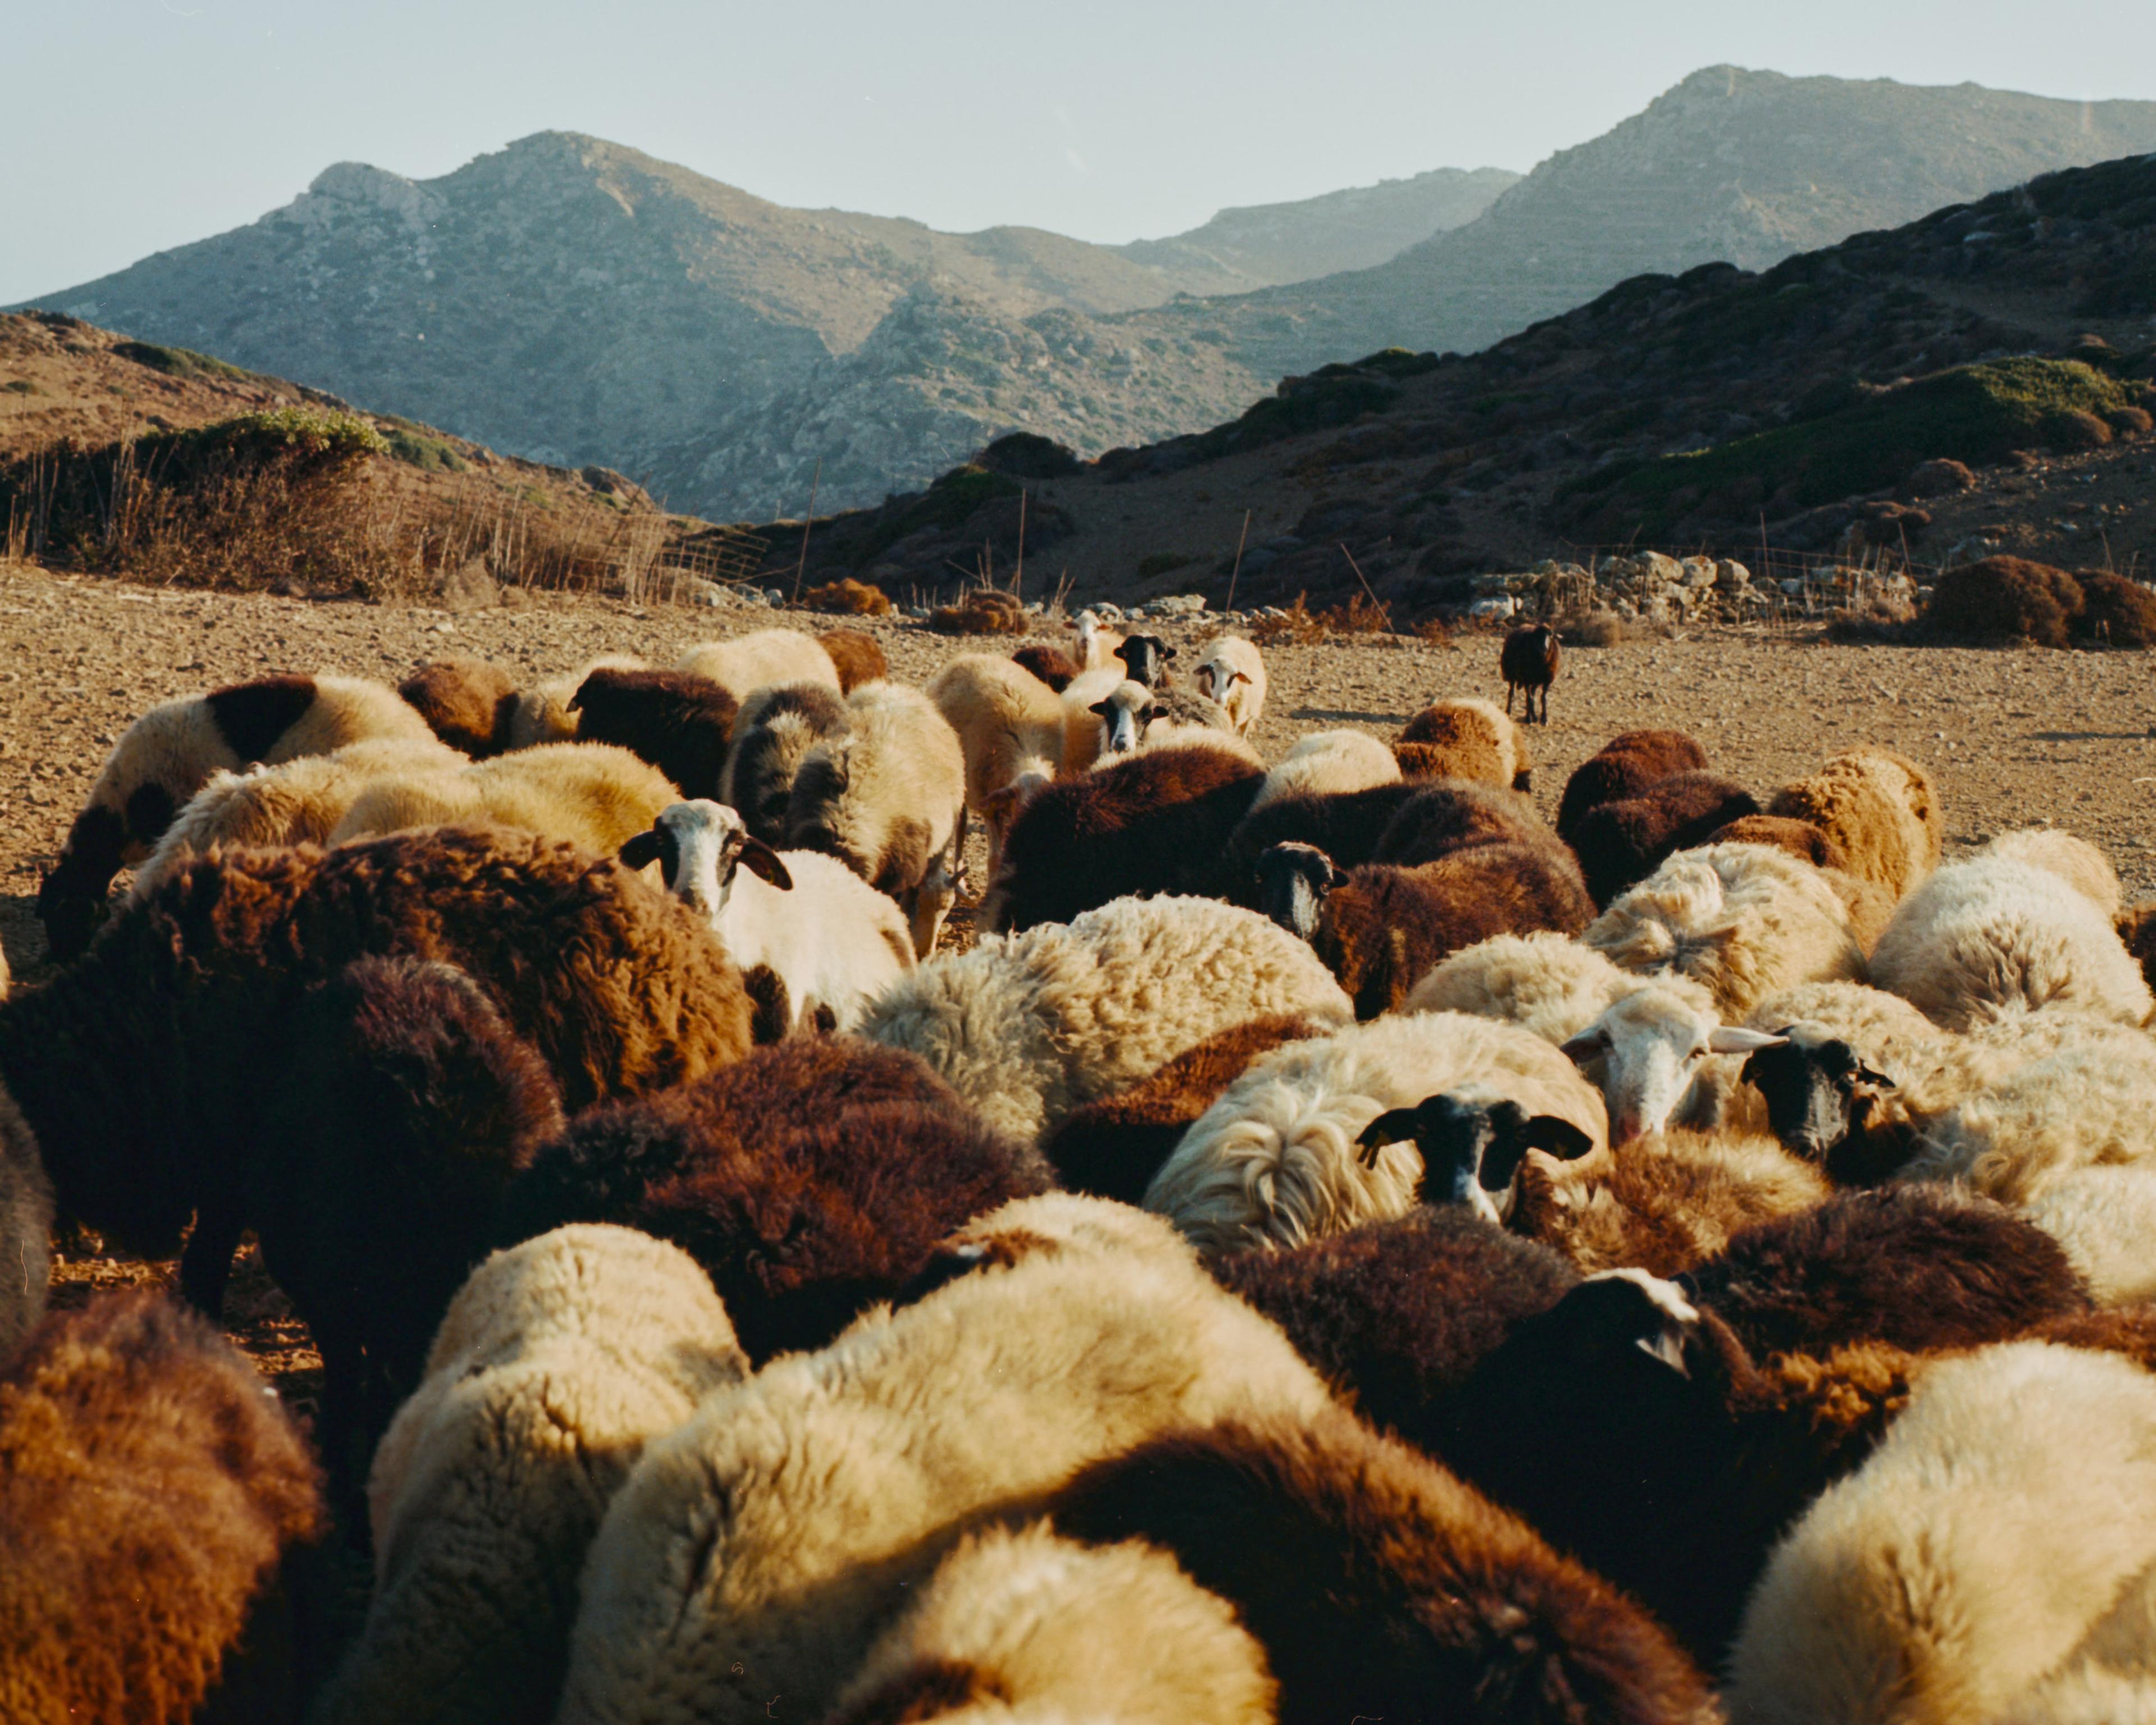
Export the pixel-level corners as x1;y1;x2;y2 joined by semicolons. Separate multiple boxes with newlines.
9;558;2156;1423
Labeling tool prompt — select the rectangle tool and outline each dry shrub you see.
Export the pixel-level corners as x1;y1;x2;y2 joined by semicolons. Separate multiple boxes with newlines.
1568;609;1633;648
2048;409;2114;451
928;588;1029;636
802;577;893;617
1250;594;1328;646
2073;572;2156;647
1823;594;1921;643
1414;615;1452;646
1920;556;2083;647
2108;407;2155;438
1317;592;1393;634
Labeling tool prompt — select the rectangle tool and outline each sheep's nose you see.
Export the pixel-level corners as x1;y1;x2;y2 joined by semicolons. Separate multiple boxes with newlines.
1610;1108;1648;1146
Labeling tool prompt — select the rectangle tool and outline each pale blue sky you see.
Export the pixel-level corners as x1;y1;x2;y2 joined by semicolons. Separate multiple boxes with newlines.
7;0;2155;303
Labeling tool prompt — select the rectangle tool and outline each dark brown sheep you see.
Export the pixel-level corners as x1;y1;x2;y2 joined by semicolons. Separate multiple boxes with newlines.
816;627;889;692
0;825;751;1326
251;955;567;1508
2119;900;2156;996
1215;1207;1578;1438
1555;730;1710;848
1044;1014;1333;1201
1259;825;1593;1019
1705;813;1852;872
1679;1185;2091;1361
494;1037;1053;1363
0;1292;326;1725
399;655;517;757
568;665;738;800
1372;778;1546;865
1443;1270;1917;1662
1500;622;1561;724
1223;781;1427;908
1568;770;1760;907
1009;643;1079;693
1045;1403;1719;1725
983;743;1266;933
0;1087;50;1368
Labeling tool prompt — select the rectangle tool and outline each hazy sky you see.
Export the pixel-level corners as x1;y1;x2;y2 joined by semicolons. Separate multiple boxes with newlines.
7;0;2156;303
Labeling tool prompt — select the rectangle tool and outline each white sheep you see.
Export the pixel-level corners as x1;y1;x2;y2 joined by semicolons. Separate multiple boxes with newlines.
1074;607;1125;672
551;1197;1330;1725
1192;635;1268;737
926;652;1065;876
1086;679;1255;767
1981;828;2125;920
1583;841;1867;1020
782;680;967;957
2022;1164;2156;1306
624;800;914;1037
1247;728;1403;812
328;741;683;859
861;893;1351;1144
1058;662;1127;774
504;654;647;750
674;628;839;702
313;1225;747;1725
1143;1010;1608;1254
127;735;465;902
1728;1340;2156;1725
1870;843;2153;1030
828;1521;1275;1725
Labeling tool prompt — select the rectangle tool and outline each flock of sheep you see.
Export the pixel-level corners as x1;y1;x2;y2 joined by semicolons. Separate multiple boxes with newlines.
5;606;2156;1725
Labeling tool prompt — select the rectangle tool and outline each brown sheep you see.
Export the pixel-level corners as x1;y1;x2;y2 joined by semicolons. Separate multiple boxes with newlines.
0;1292;325;1725
816;627;889;693
399;656;517;757
1010;642;1079;693
1500;622;1561;724
567;666;738;799
1706;814;1851;873
0;825;751;1327
1394;697;1533;790
1045;1402;1719;1725
1569;771;1760;908
2122;900;2156;996
1765;746;1942;898
1223;782;1426;907
1044;1014;1335;1201
1555;730;1710;847
494;1037;1053;1363
1373;777;1547;865
983;743;1266;932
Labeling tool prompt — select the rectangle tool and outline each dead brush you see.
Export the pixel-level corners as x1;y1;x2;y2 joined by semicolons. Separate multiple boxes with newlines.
1250;593;1329;646
802;577;894;617
1318;592;1393;634
929;587;1029;636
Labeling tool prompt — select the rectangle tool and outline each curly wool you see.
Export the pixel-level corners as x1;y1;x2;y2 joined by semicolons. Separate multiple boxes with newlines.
675;628;838;699
1584;842;1866;1020
1395;696;1532;790
722;681;851;846
2022;1165;2156;1306
1980;827;2125;919
400;655;518;756
1569;772;1761;909
568;667;740;801
1144;1010;1606;1255
331;741;686;859
0;1293;324;1725
315;1226;747;1725
864;894;1350;1144
1765;746;1942;900
551;1220;1331;1725
1249;729;1402;811
825;1523;1276;1725
1556;730;1710;847
1407;931;1720;1045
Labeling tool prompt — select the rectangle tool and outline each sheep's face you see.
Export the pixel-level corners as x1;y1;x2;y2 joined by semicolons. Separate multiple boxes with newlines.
1253;843;1339;941
1357;1090;1595;1223
1091;682;1157;757
621;800;791;920
1743;1022;1896;1161
1115;634;1175;688
1561;989;1784;1145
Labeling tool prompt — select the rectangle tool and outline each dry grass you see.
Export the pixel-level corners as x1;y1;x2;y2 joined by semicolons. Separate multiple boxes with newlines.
1250;592;1330;645
929;588;1030;635
802;576;895;617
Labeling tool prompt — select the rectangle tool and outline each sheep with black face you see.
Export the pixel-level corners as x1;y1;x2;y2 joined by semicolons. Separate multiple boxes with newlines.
1115;632;1177;687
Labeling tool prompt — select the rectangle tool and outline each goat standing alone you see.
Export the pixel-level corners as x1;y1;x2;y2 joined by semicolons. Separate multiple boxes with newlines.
1501;623;1560;724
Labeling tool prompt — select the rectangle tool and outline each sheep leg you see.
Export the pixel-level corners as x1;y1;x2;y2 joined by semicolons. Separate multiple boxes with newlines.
951;804;972;896
177;1200;245;1319
1505;682;1517;717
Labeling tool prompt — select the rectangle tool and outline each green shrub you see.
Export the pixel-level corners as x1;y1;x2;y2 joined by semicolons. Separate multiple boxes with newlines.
381;423;472;473
111;339;255;384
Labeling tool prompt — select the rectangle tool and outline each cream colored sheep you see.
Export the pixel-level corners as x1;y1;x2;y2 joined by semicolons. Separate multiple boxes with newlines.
1074;608;1125;673
861;894;1351;1144
1583;842;1867;1020
313;1225;746;1725
551;1204;1330;1725
127;736;464;902
1143;1010;1607;1254
1870;851;2154;1030
828;1522;1276;1725
2023;1166;2156;1306
1981;828;2126;920
1192;635;1268;737
675;628;839;701
1392;696;1531;790
330;742;682;859
1728;1341;2156;1725
926;653;1065;877
1248;728;1401;812
1058;663;1126;775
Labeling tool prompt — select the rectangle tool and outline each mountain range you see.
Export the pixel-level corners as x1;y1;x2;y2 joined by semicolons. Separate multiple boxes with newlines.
17;66;2156;519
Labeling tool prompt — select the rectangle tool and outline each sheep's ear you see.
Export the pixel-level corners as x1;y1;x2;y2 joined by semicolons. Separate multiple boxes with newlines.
1161;642;1178;659
1709;1026;1786;1055
1520;1115;1595;1161
1231;669;1251;686
739;837;793;891
1559;1028;1610;1066
619;831;664;871
1853;1061;1897;1090
1090;699;1115;718
1356;1108;1423;1165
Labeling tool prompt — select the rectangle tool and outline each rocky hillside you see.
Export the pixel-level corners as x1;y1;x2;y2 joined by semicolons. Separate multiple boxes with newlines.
1127;67;2156;381
746;152;2156;617
1113;168;1519;295
14;135;1502;522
